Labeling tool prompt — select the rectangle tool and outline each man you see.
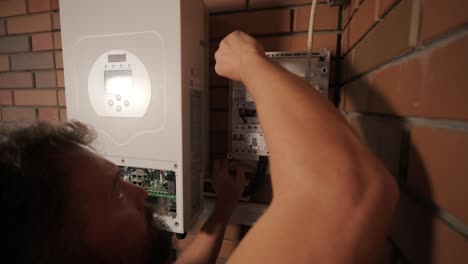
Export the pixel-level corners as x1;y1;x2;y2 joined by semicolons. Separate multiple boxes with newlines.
0;31;398;263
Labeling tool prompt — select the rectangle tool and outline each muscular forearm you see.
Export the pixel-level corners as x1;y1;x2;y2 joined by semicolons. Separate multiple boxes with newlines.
213;31;399;264
240;54;393;204
175;206;230;264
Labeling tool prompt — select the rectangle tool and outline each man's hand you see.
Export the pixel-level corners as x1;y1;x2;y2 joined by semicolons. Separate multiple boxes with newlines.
175;160;245;264
214;31;265;81
212;160;245;215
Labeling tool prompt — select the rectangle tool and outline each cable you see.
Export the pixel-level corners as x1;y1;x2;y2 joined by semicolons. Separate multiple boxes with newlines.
305;0;318;82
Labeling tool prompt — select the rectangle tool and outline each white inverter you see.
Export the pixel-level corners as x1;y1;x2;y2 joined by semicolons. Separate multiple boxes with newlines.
60;0;209;233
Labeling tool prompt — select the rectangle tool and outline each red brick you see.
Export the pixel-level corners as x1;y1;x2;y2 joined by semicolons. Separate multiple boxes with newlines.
210;131;229;153
7;13;52;34
38;108;59;123
11;53;54;70
420;0;468;43
343;33;468;120
59;108;67;123
209;88;229;109
2;108;36;122
341;0;420;81
391;193;468;264
258;33;337;54
32;32;54;51
35;71;57;88
0;0;27;17
0;19;5;36
58;90;66;106
341;27;350;55
250;0;318;8
0;35;30;53
342;61;417;115
210;66;229;87
0;72;33;88
341;0;378;54
340;77;369;113
408;126;468;224
0;56;9;72
0;90;13;105
210;111;229;131
53;31;62;49
210;9;291;38
404;35;468;120
294;5;339;32
28;0;51;13
55;51;63;68
345;116;402;177
376;0;397;18
51;0;59;10
52;12;60;30
342;0;360;28
56;70;64;87
345;34;468;120
204;0;245;13
14;90;57;106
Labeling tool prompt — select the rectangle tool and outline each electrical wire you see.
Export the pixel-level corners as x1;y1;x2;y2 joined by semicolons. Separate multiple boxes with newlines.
305;0;318;82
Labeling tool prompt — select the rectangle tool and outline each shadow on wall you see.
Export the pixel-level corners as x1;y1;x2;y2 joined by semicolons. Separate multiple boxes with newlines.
342;74;433;263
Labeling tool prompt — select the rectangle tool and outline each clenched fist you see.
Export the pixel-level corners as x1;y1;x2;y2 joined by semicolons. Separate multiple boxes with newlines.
214;31;265;81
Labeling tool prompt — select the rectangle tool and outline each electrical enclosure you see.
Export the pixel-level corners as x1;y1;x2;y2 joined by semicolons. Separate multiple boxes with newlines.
60;0;209;233
205;51;331;201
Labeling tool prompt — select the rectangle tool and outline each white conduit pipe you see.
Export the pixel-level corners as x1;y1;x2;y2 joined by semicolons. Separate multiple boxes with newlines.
305;0;318;82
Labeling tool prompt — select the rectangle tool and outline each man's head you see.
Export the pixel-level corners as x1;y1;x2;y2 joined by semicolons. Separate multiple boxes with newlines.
0;122;175;263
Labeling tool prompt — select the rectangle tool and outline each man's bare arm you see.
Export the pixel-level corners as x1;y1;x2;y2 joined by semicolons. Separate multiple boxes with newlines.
214;31;399;263
176;161;245;264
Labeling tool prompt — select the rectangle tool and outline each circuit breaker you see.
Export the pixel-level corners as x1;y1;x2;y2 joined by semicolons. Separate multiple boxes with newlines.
60;0;208;233
205;50;331;201
231;51;331;161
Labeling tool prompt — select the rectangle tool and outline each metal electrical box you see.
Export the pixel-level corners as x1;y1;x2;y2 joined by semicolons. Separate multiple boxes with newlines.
205;50;331;202
60;0;209;233
230;51;331;161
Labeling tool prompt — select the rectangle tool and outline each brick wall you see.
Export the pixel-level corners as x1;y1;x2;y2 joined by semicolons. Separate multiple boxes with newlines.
339;0;468;263
0;0;64;124
0;0;340;262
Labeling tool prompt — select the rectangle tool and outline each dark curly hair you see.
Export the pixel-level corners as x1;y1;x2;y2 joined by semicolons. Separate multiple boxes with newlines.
0;121;96;263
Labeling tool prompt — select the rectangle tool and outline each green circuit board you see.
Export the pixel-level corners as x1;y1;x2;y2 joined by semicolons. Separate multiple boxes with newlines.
120;167;176;200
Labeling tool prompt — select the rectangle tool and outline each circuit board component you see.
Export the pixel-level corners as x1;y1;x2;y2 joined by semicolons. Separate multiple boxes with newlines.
120;166;177;217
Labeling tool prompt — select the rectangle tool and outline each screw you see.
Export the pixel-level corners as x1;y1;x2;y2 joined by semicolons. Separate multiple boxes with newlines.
121;159;125;163
174;164;178;169
175;222;179;227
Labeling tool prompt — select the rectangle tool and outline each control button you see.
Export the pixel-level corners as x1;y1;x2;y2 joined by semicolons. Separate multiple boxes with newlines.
108;100;114;106
117;105;122;112
116;95;121;101
124;100;129;106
